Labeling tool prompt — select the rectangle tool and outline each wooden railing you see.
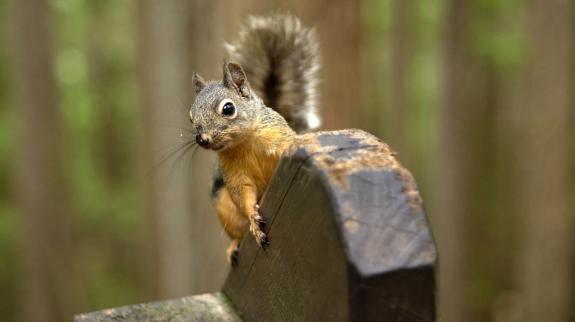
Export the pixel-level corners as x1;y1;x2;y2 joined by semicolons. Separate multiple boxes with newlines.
75;129;437;322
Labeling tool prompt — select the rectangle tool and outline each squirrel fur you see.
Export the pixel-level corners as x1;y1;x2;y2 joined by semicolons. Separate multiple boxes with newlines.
190;15;320;265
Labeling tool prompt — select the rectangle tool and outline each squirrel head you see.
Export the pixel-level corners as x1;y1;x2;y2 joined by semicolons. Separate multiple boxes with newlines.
190;62;264;151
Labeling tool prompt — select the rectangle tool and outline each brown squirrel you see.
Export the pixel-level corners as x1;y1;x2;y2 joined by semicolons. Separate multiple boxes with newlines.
190;15;320;265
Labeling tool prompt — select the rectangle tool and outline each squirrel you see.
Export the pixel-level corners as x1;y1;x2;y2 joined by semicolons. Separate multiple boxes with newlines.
189;15;320;265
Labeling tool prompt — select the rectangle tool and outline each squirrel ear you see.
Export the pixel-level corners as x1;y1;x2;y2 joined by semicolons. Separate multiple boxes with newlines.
193;73;206;94
223;62;251;98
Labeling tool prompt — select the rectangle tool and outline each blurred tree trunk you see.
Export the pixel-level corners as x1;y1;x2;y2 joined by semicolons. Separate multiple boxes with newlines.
11;0;84;321
85;1;146;303
136;0;228;299
314;1;362;130
512;0;572;320
438;1;499;321
438;2;470;319
87;1;128;186
186;0;231;292
288;0;362;130
388;0;412;157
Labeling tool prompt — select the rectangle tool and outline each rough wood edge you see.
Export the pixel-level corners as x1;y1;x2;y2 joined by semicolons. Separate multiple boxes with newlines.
74;292;242;322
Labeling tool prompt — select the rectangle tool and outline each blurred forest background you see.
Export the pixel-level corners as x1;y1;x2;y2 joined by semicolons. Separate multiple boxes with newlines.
0;0;573;321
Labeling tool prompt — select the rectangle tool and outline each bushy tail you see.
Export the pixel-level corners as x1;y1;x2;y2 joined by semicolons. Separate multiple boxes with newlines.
225;15;320;133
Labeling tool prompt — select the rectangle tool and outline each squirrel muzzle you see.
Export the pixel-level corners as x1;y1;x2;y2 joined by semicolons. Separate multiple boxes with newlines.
196;133;212;149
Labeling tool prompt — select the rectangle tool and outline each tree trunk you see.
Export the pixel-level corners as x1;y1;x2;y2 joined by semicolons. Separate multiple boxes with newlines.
11;0;84;320
87;1;129;186
186;0;231;293
513;0;572;320
315;1;362;130
136;0;228;299
287;0;362;130
438;1;497;321
388;0;412;156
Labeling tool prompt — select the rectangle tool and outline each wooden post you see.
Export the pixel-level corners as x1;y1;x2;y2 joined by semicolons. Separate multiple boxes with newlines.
75;129;437;322
225;129;436;321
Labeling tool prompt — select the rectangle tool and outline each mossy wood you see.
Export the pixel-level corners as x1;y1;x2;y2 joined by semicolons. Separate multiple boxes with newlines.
75;129;437;322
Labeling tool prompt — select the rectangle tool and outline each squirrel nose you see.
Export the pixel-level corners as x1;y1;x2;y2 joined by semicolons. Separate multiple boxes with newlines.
196;133;211;148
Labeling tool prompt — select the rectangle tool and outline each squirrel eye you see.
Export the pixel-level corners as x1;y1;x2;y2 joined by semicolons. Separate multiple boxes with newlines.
217;99;237;119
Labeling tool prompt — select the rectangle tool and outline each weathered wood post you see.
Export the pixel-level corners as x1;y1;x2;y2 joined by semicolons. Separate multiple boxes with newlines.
75;129;437;322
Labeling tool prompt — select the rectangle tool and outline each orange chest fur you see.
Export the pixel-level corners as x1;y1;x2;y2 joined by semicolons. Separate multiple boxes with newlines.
218;127;294;199
219;144;283;198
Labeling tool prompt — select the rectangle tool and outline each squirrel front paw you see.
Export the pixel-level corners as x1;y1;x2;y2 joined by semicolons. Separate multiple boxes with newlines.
249;222;269;249
254;204;266;229
226;240;241;266
250;205;269;249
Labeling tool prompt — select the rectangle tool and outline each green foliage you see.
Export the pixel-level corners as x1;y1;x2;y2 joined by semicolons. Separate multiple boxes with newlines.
360;0;391;135
0;0;18;317
471;0;527;70
405;0;444;191
475;28;526;69
362;0;392;31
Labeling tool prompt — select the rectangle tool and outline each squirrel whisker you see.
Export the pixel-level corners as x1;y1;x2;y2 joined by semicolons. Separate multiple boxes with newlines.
166;143;198;181
151;140;196;172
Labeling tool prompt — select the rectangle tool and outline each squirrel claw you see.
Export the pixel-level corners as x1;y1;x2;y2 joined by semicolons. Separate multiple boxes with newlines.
255;215;266;229
254;204;266;229
226;240;240;267
249;222;268;249
258;233;269;249
229;248;239;266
